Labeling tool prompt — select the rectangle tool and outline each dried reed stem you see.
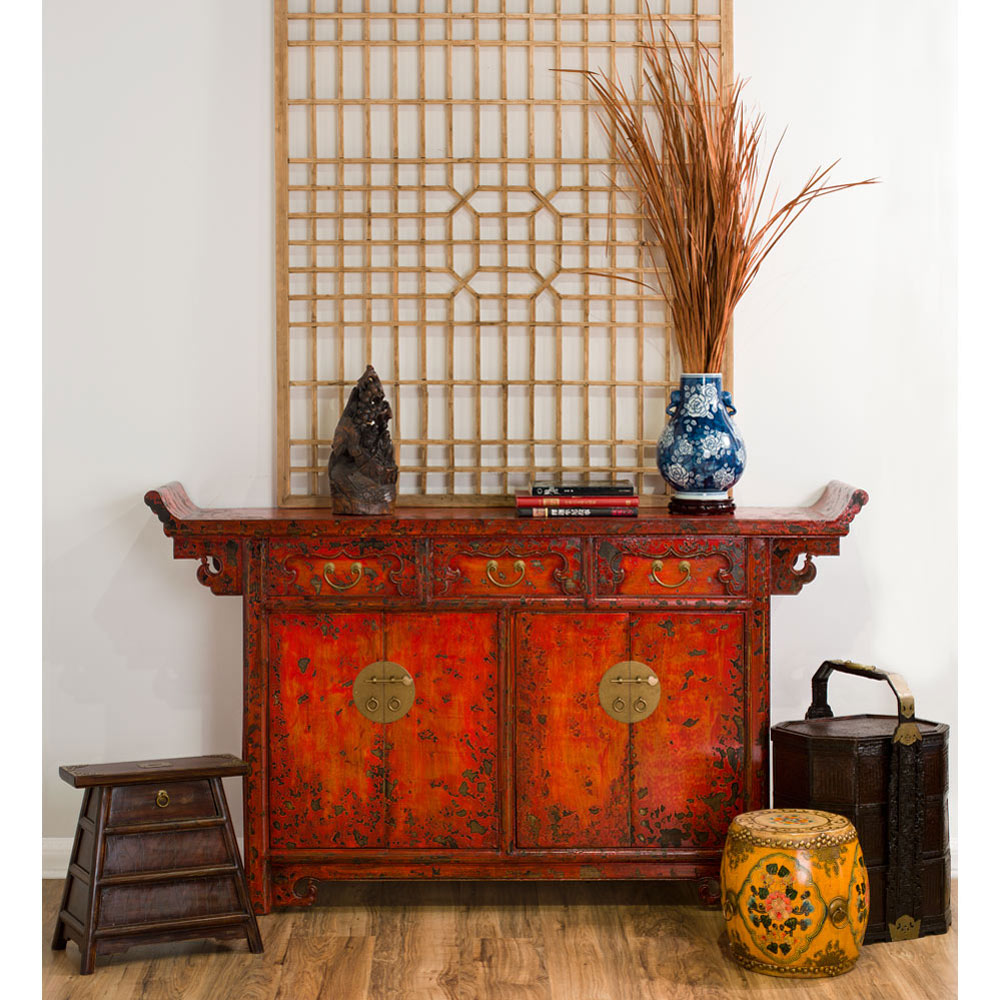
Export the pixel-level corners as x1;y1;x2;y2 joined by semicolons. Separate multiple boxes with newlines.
576;22;877;373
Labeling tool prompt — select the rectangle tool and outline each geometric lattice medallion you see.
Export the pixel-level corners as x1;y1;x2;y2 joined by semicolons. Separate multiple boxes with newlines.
275;0;732;505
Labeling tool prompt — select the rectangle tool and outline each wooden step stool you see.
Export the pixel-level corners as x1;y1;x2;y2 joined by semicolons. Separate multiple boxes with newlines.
51;754;263;974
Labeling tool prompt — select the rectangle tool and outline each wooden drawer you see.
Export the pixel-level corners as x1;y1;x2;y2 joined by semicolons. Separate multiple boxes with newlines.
595;537;745;597
267;539;419;599
108;780;218;826
103;828;231;876
99;877;240;928
430;539;584;599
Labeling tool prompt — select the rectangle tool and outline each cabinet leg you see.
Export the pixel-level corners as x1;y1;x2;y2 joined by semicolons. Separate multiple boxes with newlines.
697;876;721;908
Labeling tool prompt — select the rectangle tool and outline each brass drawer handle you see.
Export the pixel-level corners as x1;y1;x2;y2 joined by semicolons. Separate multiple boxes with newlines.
485;559;526;588
322;561;363;591
650;559;691;589
155;790;170;809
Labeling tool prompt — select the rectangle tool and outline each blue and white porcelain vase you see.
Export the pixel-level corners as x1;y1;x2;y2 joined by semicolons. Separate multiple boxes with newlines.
657;373;746;510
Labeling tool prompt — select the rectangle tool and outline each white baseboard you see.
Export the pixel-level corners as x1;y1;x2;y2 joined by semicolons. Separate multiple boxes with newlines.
43;835;246;879
43;838;75;879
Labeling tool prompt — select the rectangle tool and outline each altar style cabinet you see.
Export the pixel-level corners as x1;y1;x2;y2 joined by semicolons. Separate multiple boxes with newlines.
146;482;867;914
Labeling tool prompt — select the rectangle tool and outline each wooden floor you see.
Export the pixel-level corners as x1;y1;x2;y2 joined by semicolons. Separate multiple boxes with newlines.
42;878;957;1000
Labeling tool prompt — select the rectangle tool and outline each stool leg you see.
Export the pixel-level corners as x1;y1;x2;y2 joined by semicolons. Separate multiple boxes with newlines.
51;790;89;952
211;778;264;955
79;787;112;975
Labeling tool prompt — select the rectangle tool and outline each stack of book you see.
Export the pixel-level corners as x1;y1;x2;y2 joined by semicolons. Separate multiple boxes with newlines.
515;482;638;518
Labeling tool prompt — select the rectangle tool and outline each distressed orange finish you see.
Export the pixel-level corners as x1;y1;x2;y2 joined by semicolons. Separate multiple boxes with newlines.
596;537;746;597
431;539;584;599
268;613;383;849
515;613;631;848
266;539;419;599
383;612;499;849
630;613;745;849
145;480;867;913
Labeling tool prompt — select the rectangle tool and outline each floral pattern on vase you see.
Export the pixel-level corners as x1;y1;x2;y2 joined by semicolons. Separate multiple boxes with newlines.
657;373;746;497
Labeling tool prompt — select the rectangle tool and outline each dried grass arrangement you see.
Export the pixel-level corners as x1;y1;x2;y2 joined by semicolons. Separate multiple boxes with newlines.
577;23;877;374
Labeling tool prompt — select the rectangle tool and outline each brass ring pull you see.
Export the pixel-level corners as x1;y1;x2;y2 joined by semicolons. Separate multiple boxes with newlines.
354;662;416;723
612;697;626;713
155;790;170;809
633;697;647;713
485;559;526;588
650;559;691;589
322;561;363;591
829;897;848;928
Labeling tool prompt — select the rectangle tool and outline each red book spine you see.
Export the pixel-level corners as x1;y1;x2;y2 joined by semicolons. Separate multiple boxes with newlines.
516;495;639;508
516;507;639;518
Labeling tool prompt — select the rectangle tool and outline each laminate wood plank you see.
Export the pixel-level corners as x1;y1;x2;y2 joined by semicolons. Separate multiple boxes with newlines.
43;879;956;1000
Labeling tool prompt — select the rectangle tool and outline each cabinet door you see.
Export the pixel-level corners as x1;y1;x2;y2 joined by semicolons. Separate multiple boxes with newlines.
630;612;746;848
514;611;746;851
268;612;385;848
384;612;499;849
515;613;631;848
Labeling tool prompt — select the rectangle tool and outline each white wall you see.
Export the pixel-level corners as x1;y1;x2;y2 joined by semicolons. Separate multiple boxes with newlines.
732;0;956;850
43;1;956;861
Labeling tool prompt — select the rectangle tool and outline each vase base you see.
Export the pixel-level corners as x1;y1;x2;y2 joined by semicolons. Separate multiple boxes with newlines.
669;495;736;516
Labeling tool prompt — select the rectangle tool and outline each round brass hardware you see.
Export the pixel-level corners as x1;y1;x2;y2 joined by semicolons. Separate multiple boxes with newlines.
829;897;849;928
155;790;170;809
322;561;363;591
485;558;526;588
650;559;691;589
599;662;661;723
353;661;416;723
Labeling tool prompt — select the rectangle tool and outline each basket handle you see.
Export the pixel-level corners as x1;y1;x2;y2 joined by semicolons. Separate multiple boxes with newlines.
805;659;922;745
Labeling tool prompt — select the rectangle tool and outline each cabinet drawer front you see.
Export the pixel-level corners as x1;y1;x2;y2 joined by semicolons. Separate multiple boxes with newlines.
108;781;218;826
266;540;419;599
596;537;745;597
431;540;584;599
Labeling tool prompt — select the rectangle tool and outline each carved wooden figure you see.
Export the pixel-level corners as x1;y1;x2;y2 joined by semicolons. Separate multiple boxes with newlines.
328;365;398;515
145;480;867;914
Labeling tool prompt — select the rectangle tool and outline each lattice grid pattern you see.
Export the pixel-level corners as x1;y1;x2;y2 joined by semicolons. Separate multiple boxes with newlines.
276;0;732;504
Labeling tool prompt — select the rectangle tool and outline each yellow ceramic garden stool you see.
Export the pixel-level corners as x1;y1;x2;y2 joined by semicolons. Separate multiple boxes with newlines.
721;809;869;978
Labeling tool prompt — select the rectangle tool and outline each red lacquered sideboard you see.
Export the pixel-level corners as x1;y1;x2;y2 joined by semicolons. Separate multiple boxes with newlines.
145;481;867;914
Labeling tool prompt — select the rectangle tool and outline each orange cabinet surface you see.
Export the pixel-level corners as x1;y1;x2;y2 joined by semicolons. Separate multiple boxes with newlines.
147;480;867;913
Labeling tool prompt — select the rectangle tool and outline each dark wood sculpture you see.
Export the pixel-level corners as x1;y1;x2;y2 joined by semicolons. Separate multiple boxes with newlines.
328;365;398;515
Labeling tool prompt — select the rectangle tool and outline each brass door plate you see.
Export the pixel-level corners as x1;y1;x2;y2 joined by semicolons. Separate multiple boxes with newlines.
353;661;415;723
599;661;661;723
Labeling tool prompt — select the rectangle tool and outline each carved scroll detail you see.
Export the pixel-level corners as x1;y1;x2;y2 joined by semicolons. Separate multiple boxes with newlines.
770;539;840;595
271;873;320;908
173;538;244;596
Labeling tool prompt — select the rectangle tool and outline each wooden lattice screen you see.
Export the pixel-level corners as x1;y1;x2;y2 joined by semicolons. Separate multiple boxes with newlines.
275;0;732;505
